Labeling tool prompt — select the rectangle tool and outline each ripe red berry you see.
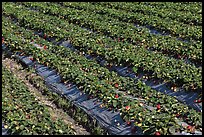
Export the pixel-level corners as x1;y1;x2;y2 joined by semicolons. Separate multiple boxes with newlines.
155;131;161;135
115;83;119;88
43;34;47;39
187;125;192;130
126;121;131;126
115;94;119;99
194;99;202;103
125;106;130;111
176;113;180;117
156;104;161;110
29;57;34;61
43;45;47;49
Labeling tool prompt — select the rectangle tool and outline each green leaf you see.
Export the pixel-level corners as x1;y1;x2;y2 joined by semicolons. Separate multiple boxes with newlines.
132;66;138;72
112;100;118;107
20;125;25;130
168;126;176;134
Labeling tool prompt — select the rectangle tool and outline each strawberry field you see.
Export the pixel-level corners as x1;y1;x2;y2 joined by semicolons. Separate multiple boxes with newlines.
2;2;202;135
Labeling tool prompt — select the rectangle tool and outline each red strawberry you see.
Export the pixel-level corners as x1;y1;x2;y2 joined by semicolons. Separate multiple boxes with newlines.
43;34;47;39
29;57;34;61
194;99;202;103
187;125;192;130
115;94;119;99
176;113;180;117
126;121;131;126
156;104;161;110
115;83;119;88
155;131;161;135
125;106;130;111
43;45;47;49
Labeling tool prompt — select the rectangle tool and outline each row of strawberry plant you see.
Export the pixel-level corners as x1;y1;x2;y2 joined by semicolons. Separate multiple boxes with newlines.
2;66;75;135
59;2;202;50
143;2;202;15
59;2;202;41
4;21;201;134
3;3;202;92
2;53;107;135
3;15;202;129
41;2;203;51
19;2;202;65
94;2;202;26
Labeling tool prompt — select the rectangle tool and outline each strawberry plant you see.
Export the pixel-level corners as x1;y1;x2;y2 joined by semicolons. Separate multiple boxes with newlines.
2;67;75;135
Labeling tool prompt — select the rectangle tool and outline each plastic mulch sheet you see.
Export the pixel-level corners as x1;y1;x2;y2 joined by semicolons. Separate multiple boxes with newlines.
45;74;61;83
37;67;143;135
36;66;57;78
14;53;34;67
2;123;8;135
59;41;201;111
